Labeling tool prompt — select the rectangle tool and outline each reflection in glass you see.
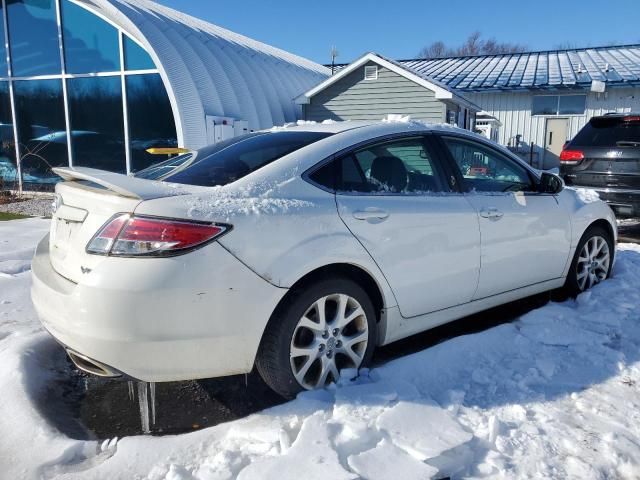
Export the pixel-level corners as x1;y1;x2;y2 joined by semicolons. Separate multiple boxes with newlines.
7;0;62;76
124;35;156;71
0;3;8;76
61;0;120;74
13;79;67;187
559;95;586;115
127;74;177;171
532;96;558;116
67;76;125;172
0;82;17;187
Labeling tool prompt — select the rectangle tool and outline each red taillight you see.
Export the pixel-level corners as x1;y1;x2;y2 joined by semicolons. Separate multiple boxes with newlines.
87;215;230;256
623;115;640;123
559;149;584;165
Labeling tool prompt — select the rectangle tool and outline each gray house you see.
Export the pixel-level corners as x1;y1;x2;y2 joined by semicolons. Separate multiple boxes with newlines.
295;53;480;129
302;45;640;169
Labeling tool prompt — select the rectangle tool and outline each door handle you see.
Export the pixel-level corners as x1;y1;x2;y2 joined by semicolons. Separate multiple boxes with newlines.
479;207;504;219
353;209;389;221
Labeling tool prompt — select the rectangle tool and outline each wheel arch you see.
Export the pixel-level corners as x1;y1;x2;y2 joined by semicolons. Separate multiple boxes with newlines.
585;218;616;244
263;262;390;348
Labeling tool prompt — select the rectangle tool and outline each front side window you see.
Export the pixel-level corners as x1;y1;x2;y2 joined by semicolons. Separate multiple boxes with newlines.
161;131;332;187
442;137;534;193
311;137;445;194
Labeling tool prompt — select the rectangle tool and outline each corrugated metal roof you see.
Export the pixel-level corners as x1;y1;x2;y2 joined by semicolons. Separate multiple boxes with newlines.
77;0;329;148
332;45;640;93
400;45;640;91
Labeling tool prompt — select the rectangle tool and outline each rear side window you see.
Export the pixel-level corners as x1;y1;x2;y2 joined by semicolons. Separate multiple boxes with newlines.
309;137;446;194
159;131;332;187
571;117;640;147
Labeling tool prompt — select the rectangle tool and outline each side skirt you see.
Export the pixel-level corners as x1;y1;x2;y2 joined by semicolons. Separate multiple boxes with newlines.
380;278;565;345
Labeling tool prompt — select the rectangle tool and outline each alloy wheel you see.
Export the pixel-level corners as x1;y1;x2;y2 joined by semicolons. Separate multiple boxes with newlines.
289;293;369;389
576;235;610;291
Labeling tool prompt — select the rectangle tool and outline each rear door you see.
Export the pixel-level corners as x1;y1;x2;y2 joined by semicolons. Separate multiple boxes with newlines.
437;134;572;299
324;135;481;318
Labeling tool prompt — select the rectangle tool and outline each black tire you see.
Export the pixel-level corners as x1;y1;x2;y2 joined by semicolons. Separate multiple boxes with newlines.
256;277;377;399
563;225;614;297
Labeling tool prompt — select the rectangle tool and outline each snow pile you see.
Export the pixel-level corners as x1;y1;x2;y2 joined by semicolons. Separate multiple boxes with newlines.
2;218;640;479
570;186;602;204
382;114;411;123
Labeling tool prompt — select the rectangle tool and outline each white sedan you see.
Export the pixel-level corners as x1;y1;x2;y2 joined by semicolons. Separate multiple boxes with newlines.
32;121;616;398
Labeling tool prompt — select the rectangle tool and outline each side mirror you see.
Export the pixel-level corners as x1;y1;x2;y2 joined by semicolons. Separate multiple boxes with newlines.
538;171;564;194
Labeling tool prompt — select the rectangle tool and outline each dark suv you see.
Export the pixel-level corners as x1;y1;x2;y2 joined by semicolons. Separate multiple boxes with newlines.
560;113;640;217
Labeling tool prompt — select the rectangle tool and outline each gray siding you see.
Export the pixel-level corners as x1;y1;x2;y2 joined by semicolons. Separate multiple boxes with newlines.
466;87;640;169
304;62;446;123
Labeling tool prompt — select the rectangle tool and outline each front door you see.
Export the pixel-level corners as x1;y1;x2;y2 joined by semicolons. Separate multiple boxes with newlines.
439;135;572;299
333;135;481;318
544;118;568;167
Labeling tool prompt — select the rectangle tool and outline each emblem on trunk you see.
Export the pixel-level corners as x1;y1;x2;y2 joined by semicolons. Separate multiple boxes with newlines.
52;194;62;214
80;266;92;274
606;150;623;158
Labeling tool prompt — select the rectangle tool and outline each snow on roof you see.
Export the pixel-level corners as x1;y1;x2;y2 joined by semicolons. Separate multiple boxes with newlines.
331;44;640;92
76;0;330;148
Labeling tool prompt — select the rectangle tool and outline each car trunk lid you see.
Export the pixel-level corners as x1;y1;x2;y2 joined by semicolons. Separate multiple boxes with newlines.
49;167;201;283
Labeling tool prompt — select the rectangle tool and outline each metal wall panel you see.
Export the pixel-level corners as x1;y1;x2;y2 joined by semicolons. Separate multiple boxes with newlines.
76;0;329;149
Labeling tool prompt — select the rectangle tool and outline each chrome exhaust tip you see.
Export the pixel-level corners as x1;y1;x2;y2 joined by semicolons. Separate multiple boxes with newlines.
66;349;122;378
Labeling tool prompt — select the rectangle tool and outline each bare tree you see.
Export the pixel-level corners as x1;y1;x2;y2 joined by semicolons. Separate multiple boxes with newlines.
418;32;527;58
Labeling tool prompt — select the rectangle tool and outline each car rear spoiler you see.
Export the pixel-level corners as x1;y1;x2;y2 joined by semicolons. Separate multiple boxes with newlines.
52;167;193;200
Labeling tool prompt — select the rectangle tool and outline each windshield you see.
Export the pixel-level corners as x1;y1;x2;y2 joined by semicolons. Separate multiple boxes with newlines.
136;131;332;186
571;116;640;147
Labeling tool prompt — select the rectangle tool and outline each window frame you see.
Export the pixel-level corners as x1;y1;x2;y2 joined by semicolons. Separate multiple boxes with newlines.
304;132;457;196
433;133;548;195
532;94;587;117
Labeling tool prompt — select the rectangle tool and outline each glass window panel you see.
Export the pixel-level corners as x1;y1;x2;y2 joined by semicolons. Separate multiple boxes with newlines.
0;3;8;76
67;76;125;173
127;73;177;171
13;79;68;187
335;137;445;194
532;96;558;116
442;137;534;193
7;0;62;76
123;35;155;71
0;82;17;188
559;95;586;115
61;0;120;74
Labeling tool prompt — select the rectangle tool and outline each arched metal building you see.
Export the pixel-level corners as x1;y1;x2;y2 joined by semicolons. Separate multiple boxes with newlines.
0;0;329;189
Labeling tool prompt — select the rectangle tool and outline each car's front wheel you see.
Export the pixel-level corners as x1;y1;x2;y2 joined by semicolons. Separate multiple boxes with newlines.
564;225;613;296
256;278;377;398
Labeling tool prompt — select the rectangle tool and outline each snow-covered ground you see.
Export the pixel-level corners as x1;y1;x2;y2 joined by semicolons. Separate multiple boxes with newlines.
2;218;640;479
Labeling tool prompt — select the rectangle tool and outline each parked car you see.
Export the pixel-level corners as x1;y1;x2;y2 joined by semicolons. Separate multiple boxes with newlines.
560;113;640;217
32;121;617;398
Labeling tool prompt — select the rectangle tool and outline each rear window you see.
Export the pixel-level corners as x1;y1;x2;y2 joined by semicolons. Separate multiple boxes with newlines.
137;131;332;186
571;116;640;147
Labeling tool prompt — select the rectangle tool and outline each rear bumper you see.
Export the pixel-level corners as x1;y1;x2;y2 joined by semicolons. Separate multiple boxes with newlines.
31;235;288;382
581;188;640;218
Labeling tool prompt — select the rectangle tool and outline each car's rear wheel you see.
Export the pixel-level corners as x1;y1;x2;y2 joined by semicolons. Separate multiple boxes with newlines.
256;278;376;399
564;225;613;296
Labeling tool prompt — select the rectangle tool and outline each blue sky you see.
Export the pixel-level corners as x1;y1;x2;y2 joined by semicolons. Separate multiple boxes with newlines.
157;0;640;64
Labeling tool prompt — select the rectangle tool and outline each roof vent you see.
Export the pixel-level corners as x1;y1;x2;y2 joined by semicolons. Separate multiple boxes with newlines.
364;65;378;80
